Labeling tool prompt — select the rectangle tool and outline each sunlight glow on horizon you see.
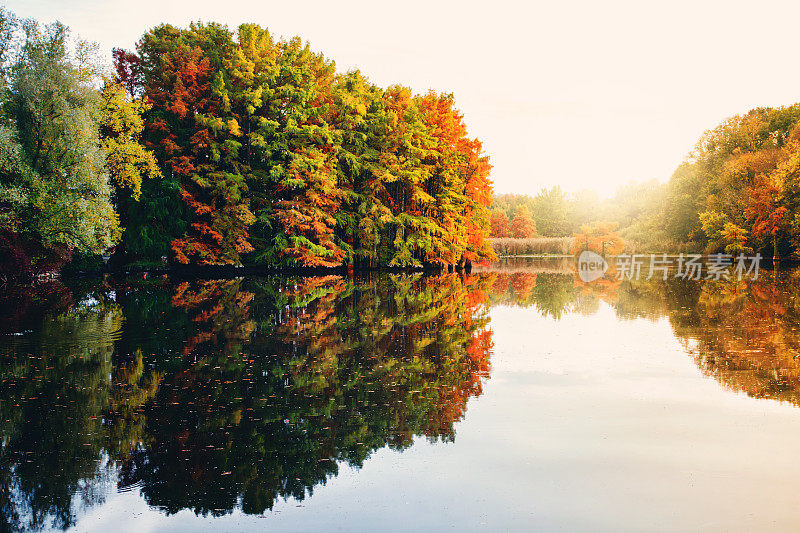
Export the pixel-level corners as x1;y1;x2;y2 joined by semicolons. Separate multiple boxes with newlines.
6;0;800;198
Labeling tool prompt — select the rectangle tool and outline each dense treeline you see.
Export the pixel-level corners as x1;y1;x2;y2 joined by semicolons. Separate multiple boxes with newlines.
490;182;663;242
7;8;800;272
493;103;800;258
0;10;495;278
658;105;800;258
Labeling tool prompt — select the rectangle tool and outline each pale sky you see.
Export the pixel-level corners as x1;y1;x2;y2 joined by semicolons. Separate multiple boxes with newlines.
5;0;800;197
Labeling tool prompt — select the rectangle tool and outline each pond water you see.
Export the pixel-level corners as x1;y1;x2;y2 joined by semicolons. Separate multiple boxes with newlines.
3;258;800;531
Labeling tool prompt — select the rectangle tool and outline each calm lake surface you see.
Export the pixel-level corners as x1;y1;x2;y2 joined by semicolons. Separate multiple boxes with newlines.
4;257;800;531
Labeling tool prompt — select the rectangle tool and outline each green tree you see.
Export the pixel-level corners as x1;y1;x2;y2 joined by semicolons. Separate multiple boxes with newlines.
0;16;120;277
532;187;569;236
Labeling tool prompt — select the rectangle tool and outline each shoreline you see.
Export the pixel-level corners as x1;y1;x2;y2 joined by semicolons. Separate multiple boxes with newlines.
6;254;792;284
18;261;475;283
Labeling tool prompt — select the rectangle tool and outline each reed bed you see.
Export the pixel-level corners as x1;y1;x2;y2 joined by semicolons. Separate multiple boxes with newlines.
490;237;574;256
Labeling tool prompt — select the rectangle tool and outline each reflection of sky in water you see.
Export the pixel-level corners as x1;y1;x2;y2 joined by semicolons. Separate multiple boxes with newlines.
64;292;800;532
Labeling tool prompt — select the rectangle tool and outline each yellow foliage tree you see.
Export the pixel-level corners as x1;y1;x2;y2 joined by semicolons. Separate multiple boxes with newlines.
99;82;162;201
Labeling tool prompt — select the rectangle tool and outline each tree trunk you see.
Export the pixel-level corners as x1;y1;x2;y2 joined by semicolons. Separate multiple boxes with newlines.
773;233;779;263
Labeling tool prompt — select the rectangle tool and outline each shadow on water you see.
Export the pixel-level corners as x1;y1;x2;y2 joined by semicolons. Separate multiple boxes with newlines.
3;262;800;530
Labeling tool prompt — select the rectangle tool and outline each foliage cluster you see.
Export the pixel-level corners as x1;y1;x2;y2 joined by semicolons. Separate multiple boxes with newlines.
0;10;495;278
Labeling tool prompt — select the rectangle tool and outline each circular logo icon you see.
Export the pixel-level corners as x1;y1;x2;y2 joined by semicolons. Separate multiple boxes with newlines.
577;250;608;283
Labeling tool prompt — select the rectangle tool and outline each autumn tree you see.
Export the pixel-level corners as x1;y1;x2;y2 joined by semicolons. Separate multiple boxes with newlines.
510;206;537;238
532;187;569;236
137;24;255;265
99;82;161;202
490;209;510;237
378;85;436;266
111;48;143;98
418;91;495;266
699;211;752;254
745;175;788;260
230;28;345;267
328;70;393;267
571;221;624;255
459;134;496;264
0;17;498;273
658;106;800;254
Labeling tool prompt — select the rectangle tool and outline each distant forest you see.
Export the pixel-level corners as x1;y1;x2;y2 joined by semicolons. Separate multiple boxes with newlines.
492;104;800;258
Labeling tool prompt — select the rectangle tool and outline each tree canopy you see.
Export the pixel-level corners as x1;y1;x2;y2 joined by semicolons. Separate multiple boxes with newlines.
0;11;496;278
0;14;122;276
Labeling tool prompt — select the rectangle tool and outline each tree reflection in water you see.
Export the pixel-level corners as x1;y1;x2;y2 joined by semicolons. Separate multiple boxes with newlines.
484;266;800;404
0;273;492;530
6;266;800;530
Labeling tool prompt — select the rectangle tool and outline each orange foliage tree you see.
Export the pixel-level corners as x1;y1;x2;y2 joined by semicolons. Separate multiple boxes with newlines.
490;210;510;237
745;173;788;259
571;221;625;255
139;27;255;266
510;206;537;238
